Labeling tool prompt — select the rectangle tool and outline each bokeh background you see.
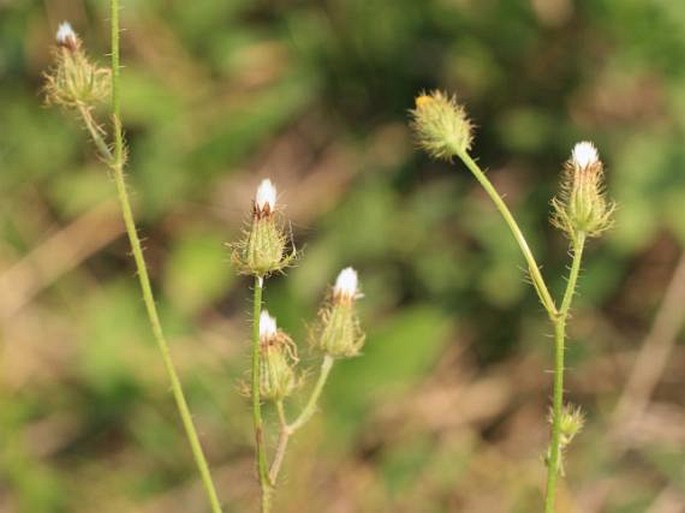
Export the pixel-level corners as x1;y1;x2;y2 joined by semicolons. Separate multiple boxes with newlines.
1;0;685;512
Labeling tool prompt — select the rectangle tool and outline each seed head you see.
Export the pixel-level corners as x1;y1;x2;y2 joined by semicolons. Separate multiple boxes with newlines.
44;22;110;109
231;179;296;277
258;310;299;401
551;141;616;240
313;267;365;358
409;90;474;161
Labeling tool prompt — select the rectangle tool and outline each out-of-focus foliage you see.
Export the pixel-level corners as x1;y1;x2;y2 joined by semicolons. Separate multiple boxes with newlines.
1;0;684;512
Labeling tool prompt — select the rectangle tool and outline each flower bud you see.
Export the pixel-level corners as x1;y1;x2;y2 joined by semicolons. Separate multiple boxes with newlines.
546;403;585;476
44;22;111;109
258;311;299;401
558;403;585;448
409;90;473;160
551;141;615;240
314;267;365;358
231;179;296;277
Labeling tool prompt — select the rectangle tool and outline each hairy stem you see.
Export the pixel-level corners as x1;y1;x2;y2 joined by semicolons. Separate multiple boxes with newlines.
458;151;557;317
268;355;335;486
544;231;585;513
251;276;272;511
268;401;289;486
108;3;223;512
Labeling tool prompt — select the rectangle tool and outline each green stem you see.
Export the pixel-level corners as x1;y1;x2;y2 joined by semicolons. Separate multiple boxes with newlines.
289;355;334;433
77;103;112;162
251;276;272;511
458;151;557;317
108;3;223;512
543;232;585;513
268;355;335;486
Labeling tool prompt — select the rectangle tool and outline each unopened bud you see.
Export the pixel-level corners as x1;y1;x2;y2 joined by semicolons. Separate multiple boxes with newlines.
551;141;615;239
44;22;111;108
409;90;473;160
258;311;299;401
558;403;585;448
314;267;365;358
231;179;296;277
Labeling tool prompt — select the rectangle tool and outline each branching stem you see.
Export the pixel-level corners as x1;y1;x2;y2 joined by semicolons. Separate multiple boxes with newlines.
268;355;335;485
544;232;585;513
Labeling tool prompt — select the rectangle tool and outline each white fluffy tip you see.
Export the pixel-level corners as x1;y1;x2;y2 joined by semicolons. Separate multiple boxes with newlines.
259;310;277;340
255;179;277;211
56;22;76;44
334;267;359;299
571;141;599;169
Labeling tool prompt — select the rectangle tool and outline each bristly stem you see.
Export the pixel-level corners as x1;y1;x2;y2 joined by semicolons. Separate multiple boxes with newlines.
251;276;272;512
457;151;557;317
108;2;223;512
289;355;335;433
544;231;586;513
269;354;335;484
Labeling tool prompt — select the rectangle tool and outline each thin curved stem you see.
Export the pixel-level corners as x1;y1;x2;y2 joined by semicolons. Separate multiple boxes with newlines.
458;151;557;317
289;355;334;433
268;355;335;485
108;3;223;512
544;232;585;513
251;276;272;511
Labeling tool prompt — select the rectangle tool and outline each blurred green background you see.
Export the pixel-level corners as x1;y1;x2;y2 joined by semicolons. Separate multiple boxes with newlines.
1;0;684;512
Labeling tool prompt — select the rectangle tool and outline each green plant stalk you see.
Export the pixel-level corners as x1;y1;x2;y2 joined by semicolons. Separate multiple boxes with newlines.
107;3;223;512
268;355;335;484
251;276;272;512
544;231;585;513
457;151;557;317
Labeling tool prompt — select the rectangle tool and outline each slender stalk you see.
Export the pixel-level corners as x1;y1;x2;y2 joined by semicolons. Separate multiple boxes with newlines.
458;151;557;317
290;355;334;432
251;276;272;511
268;355;335;485
268;401;289;486
107;3;223;512
77;104;112;161
543;232;585;513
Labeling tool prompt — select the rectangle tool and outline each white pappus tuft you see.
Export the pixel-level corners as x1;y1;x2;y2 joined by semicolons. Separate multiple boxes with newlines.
255;179;277;212
259;310;278;340
571;141;599;169
56;22;77;46
334;267;359;300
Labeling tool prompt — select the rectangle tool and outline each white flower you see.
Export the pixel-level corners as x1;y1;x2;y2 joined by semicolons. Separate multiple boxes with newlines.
571;141;599;169
56;22;77;46
255;179;277;212
334;267;359;300
259;310;278;340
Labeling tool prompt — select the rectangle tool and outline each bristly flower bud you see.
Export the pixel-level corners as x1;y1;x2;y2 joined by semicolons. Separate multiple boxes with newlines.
546;403;585;476
231;179;296;277
551;141;616;240
558;404;585;448
44;22;111;109
258;311;299;401
314;267;365;358
409;90;474;161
